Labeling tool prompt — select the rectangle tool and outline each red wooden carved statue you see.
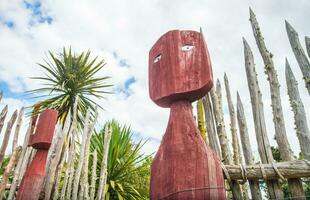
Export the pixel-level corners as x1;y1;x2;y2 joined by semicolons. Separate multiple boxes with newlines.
16;109;58;200
149;30;226;200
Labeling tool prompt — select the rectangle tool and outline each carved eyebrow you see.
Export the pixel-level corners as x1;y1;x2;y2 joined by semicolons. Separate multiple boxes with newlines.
154;54;162;63
181;44;194;51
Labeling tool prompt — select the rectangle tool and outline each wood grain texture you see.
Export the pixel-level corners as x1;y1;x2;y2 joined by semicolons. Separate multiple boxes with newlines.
202;94;221;156
306;36;310;58
150;101;225;200
250;9;305;197
286;21;310;95
0;105;8;135
225;160;310;180
149;30;213;107
0;146;21;197
224;75;241;166
243;37;283;199
0;110;17;165
237;92;262;200
286;59;310;161
211;86;243;200
8;120;33;200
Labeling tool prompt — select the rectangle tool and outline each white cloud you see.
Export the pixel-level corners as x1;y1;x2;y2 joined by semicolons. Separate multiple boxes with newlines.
0;0;309;159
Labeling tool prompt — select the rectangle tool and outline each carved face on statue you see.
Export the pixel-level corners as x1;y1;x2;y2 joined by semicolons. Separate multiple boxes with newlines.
149;30;213;108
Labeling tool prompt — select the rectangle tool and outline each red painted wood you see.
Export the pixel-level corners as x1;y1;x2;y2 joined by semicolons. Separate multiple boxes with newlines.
149;30;213;108
149;30;226;199
16;150;48;200
16;109;58;200
150;101;226;200
28;109;58;149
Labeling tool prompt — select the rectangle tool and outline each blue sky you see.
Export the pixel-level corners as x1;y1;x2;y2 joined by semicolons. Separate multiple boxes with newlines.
0;0;309;155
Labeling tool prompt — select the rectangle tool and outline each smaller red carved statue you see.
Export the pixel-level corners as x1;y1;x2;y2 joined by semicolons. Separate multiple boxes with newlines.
16;109;58;200
149;30;226;200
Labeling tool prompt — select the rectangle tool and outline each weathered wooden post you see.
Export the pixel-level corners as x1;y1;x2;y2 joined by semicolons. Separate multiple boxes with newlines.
16;109;58;200
149;30;226;200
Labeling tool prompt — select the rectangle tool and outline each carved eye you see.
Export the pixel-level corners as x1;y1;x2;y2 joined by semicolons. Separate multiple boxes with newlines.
153;54;162;63
181;44;194;52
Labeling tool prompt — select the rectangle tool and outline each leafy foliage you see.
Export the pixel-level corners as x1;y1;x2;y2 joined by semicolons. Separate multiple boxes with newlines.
0;156;13;199
29;48;112;127
0;156;10;176
90;120;151;200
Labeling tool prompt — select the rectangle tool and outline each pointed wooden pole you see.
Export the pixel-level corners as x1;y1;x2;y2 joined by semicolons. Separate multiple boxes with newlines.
243;37;283;199
0;105;8;135
60;135;75;200
224;74;242;165
306;36;310;58
212;85;232;165
0;146;22;197
250;9;305;198
66;146;76;200
210;87;243;200
237;92;262;200
224;76;249;200
81;109;98;200
286;59;310;161
97;125;112;200
12;107;24;151
44;113;71;200
8;119;33;200
72;110;91;200
286;21;310;94
0;110;18;165
250;8;293;161
53;139;69;200
202;94;221;156
90;150;97;200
